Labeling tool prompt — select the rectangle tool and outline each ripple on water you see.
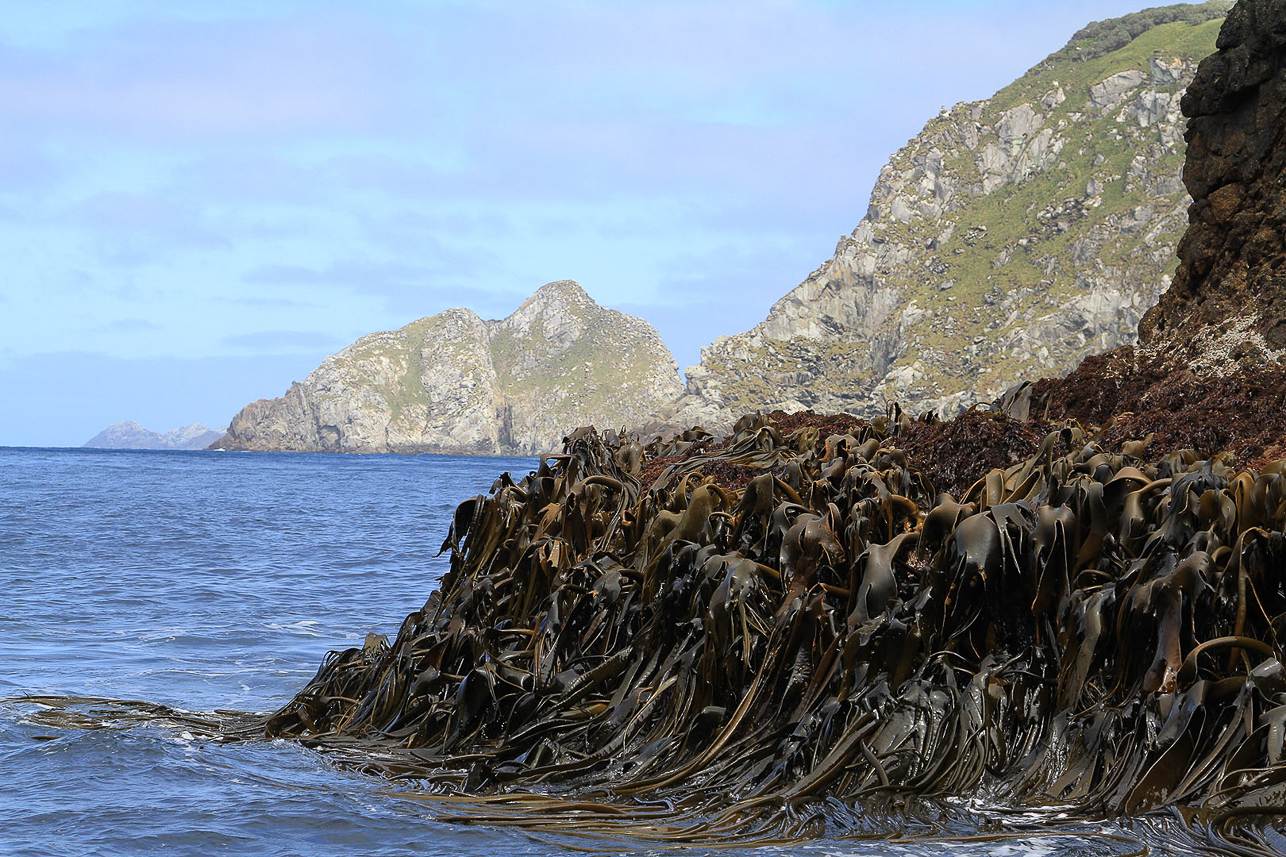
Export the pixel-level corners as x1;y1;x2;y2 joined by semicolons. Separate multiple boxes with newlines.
0;448;1175;856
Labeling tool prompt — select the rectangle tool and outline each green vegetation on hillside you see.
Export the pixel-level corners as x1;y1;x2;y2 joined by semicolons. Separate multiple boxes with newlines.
992;15;1225;114
1051;0;1232;63
693;3;1226;420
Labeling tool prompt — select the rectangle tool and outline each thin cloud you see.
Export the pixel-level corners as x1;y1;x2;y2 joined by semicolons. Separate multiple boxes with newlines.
240;256;500;312
242;259;435;290
221;330;341;351
219;295;321;310
73;191;230;253
0;138;62;192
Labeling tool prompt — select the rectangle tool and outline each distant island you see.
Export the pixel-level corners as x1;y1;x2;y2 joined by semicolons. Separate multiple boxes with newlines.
212;280;683;456
83;421;226;451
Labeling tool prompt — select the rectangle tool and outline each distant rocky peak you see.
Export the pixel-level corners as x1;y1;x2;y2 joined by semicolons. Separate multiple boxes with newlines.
500;279;603;348
214;279;684;456
441;306;485;324
84;421;226;450
517;279;594;315
532;278;590;302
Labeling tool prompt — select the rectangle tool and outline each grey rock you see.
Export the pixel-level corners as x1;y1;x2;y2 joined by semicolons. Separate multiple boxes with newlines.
215;281;684;456
1088;70;1149;111
644;10;1220;433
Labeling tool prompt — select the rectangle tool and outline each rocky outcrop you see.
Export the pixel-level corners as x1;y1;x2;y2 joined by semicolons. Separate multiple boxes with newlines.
652;2;1232;436
1142;0;1286;355
1030;0;1286;465
84;421;225;450
260;5;1286;843
212;281;684;456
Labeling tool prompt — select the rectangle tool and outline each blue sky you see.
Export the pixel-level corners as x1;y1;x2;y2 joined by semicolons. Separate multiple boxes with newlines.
0;0;1197;447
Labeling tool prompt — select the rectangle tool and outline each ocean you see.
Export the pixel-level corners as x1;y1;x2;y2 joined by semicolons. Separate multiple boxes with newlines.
0;447;1174;856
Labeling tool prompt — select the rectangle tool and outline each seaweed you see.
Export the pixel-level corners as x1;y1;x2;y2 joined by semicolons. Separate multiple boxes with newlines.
1034;353;1286;468
254;410;1286;849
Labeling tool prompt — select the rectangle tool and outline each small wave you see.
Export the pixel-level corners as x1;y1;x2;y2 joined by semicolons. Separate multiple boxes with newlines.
262;620;326;638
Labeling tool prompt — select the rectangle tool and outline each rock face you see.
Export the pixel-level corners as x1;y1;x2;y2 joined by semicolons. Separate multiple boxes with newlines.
212;281;684;456
84;422;225;450
1030;0;1286;464
1142;0;1286;355
656;2;1232;435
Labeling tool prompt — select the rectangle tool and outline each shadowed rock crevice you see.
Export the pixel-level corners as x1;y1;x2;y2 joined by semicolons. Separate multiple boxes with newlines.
1141;0;1286;352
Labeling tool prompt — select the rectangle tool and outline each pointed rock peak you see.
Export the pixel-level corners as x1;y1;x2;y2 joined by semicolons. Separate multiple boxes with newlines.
436;306;485;324
536;279;589;298
505;280;599;330
524;279;593;309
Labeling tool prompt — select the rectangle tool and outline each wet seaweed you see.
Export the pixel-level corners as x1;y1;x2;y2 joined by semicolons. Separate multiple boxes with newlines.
249;410;1286;849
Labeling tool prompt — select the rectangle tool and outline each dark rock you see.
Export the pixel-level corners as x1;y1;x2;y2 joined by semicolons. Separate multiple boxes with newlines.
1043;0;1286;458
1142;0;1286;349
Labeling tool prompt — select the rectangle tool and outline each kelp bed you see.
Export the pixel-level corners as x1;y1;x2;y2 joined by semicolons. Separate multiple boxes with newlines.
213;408;1286;851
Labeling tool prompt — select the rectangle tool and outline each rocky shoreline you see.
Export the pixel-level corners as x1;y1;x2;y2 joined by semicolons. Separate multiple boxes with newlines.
214;4;1236;455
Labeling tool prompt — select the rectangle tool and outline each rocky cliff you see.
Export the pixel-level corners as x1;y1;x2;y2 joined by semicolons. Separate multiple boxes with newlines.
1028;0;1286;465
84;421;225;450
1141;0;1286;355
212;281;684;456
656;1;1233;435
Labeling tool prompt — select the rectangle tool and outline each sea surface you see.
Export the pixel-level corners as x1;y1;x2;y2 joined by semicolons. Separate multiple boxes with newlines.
0;447;1183;856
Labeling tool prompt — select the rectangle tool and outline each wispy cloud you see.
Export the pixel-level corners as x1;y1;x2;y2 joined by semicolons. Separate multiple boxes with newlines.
240;255;510;317
0;138;62;192
219;295;321;310
73;190;231;260
221;330;340;351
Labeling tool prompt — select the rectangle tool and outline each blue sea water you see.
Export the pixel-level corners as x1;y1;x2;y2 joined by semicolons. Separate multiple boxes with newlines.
0;447;1173;856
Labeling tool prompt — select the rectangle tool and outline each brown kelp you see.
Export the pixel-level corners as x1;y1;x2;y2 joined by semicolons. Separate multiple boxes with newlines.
263;408;1286;844
258;5;1286;843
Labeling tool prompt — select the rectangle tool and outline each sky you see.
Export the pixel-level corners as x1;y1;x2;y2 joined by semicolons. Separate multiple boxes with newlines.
0;0;1204;447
